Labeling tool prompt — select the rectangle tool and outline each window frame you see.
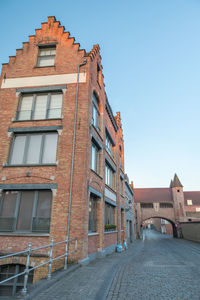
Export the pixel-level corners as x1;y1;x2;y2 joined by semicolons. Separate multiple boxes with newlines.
187;199;193;206
0;190;52;233
16;91;63;121
8;132;58;166
105;134;114;159
91;141;100;174
88;195;98;233
92;94;100;132
37;45;56;67
105;202;115;226
105;163;115;190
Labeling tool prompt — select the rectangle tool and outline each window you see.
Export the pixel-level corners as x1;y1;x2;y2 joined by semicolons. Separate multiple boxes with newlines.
119;146;122;169
92;94;100;131
0;264;33;297
97;63;101;85
88;196;97;232
160;203;173;208
0;190;52;233
91;142;100;174
187;199;193;205
9;132;58;165
120;178;123;195
17;92;62;121
105;164;115;190
121;209;124;230
105;203;115;225
140;203;153;209
37;46;56;67
105;134;114;158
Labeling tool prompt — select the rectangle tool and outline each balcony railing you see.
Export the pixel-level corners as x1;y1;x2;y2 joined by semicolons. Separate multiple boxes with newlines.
0;237;77;297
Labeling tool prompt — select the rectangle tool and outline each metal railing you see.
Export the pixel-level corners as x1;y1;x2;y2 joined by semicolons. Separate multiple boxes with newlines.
0;237;77;297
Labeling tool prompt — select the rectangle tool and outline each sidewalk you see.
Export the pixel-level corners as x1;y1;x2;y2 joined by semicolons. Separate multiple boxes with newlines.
24;241;143;300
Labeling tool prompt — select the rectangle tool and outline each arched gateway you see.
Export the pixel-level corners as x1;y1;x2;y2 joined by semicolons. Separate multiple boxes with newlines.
134;174;188;238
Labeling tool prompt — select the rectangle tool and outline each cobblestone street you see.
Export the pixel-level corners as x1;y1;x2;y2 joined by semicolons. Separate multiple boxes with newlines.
32;230;200;300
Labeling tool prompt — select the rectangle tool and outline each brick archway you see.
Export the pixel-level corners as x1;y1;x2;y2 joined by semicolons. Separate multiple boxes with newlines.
142;216;177;238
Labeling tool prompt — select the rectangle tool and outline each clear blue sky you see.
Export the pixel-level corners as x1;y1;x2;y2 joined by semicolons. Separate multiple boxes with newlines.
0;0;200;190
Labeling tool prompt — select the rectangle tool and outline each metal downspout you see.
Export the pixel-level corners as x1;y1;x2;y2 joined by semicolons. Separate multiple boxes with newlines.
65;58;87;267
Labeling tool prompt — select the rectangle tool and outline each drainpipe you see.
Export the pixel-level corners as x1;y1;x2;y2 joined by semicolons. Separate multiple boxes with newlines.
65;58;87;267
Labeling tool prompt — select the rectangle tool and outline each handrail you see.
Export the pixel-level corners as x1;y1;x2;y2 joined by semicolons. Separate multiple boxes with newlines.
0;237;77;297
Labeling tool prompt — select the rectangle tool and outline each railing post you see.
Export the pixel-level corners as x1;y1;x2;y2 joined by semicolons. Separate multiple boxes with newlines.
47;238;54;280
64;238;68;270
75;239;77;251
21;242;31;297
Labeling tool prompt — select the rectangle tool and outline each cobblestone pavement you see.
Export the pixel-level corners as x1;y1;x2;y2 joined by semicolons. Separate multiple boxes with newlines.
33;230;200;300
107;230;200;300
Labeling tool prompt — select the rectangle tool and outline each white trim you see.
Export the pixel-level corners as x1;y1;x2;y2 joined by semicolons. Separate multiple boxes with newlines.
88;232;99;236
1;73;86;89
104;230;118;234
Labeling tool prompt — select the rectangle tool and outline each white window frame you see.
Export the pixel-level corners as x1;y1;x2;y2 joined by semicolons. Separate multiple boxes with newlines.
0;190;52;233
37;46;56;67
9;132;58;166
91;142;100;174
92;94;100;131
105;163;115;190
16;92;63;121
187;199;193;205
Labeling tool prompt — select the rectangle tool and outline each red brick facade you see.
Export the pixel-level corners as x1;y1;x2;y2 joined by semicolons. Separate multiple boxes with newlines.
0;16;126;284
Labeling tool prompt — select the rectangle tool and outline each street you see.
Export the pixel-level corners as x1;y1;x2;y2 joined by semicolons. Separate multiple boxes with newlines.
33;230;200;300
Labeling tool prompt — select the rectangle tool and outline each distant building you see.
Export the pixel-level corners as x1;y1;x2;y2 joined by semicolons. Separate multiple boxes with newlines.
124;175;134;243
134;174;200;238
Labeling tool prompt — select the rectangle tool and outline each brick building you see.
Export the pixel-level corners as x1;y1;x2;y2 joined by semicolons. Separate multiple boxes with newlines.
134;174;200;238
0;16;128;295
124;175;134;243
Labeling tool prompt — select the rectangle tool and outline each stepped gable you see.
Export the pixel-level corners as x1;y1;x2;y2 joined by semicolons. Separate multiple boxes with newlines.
2;16;86;67
86;44;100;61
134;188;173;203
184;191;200;206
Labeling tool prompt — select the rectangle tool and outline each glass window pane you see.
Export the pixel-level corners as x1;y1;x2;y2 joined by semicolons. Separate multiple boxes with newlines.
26;134;42;164
16;191;34;231
34;94;48;119
18;96;32;120
42;133;58;163
0;191;17;217
91;145;96;170
10;135;26;165
37;56;55;67
49;94;62;118
36;191;52;218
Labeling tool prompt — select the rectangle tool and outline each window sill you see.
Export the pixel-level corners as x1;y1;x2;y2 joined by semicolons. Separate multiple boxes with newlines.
105;184;116;194
91;125;103;141
0;232;50;237
34;65;55;69
4;164;57;168
90;169;103;180
12;118;62;122
105;149;116;165
88;232;99;236
104;230;117;234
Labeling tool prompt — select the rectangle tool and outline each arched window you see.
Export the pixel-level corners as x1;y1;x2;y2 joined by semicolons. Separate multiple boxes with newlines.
92;93;100;131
